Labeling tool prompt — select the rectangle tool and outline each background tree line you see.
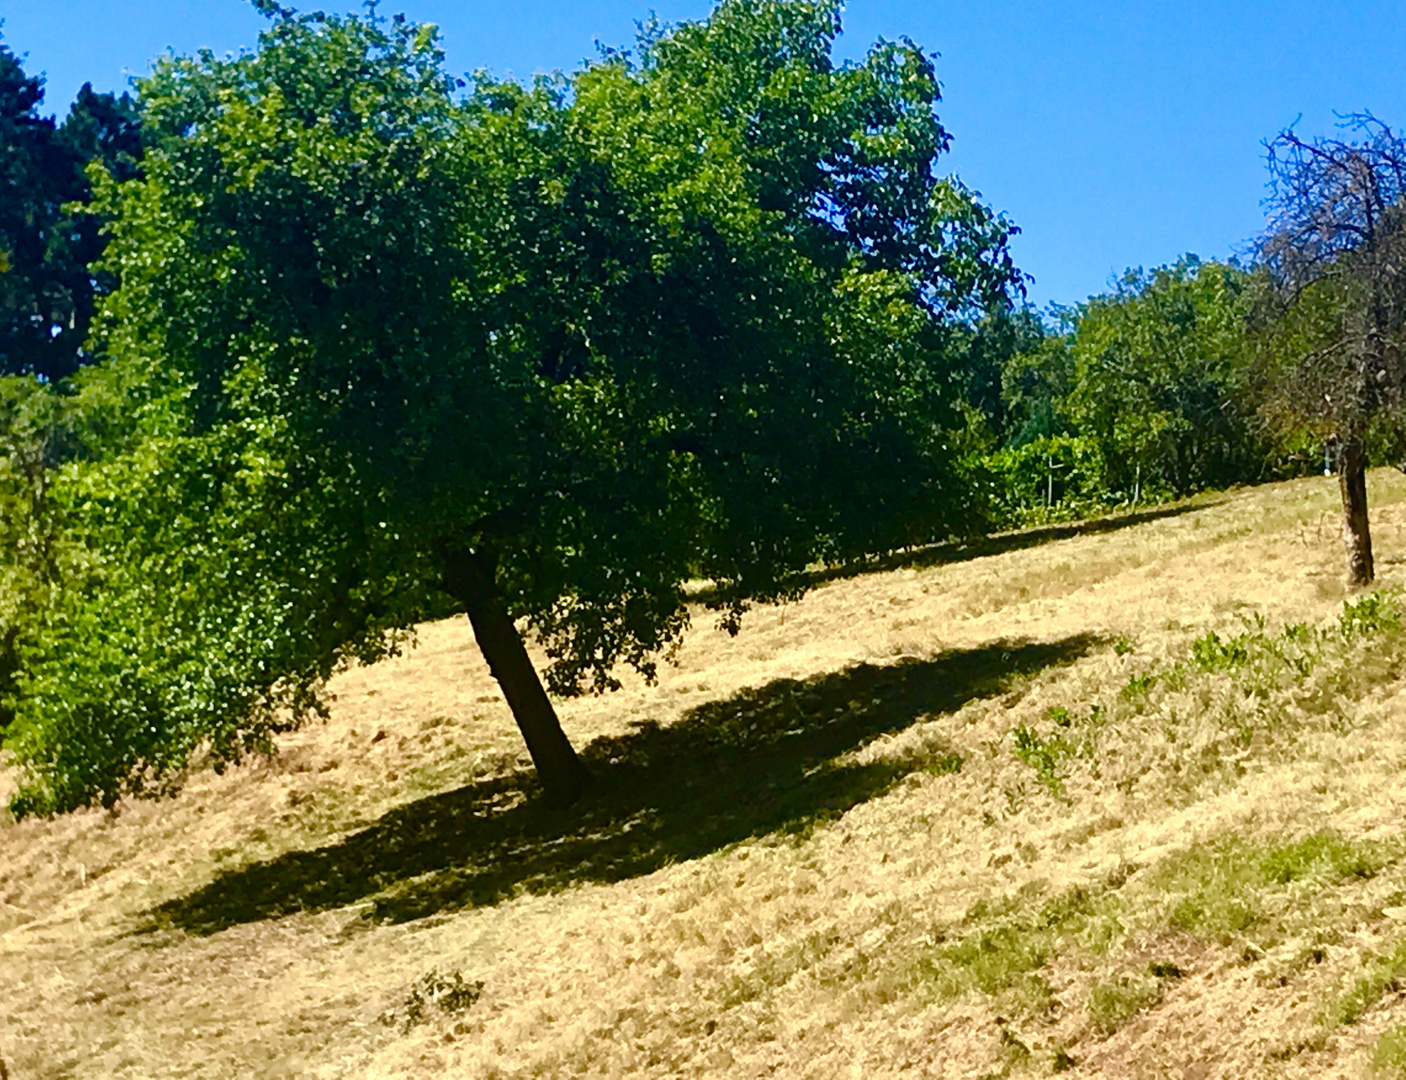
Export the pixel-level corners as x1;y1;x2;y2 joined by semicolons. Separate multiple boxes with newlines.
1;1;1403;816
953;257;1311;527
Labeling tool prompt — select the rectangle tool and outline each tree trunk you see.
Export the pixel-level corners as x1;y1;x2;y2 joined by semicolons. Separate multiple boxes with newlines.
1337;438;1374;586
443;547;590;805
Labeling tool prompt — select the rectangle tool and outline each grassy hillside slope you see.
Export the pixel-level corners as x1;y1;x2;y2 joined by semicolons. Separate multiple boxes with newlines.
7;472;1406;1078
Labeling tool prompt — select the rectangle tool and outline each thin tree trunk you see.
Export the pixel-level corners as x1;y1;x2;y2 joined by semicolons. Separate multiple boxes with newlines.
443;547;590;805
1337;438;1374;585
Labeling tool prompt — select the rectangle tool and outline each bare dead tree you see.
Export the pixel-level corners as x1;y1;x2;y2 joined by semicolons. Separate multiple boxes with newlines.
1255;112;1406;584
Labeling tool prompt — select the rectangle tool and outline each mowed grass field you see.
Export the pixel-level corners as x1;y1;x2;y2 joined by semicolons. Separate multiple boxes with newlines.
9;471;1406;1078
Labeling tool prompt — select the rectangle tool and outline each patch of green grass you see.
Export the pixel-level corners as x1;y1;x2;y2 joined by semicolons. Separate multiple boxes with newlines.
720;929;841;1007
1372;1023;1406;1076
1168;890;1259;937
1326;939;1406;1027
906;886;1108;1012
916;922;1051;999
1088;972;1163;1033
1261;833;1382;884
1150;833;1384;943
900;830;1388;1029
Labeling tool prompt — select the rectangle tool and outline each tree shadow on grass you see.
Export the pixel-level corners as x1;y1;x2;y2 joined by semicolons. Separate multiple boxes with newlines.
688;498;1229;606
153;635;1098;935
849;498;1228;577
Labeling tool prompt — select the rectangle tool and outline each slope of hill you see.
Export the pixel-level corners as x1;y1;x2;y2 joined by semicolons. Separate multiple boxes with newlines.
5;472;1406;1078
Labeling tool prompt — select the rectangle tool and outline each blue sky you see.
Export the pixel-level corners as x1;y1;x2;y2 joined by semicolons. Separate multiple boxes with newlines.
5;0;1406;310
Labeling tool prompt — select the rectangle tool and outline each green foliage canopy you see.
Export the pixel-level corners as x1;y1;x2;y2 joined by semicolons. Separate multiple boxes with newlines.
1066;258;1262;498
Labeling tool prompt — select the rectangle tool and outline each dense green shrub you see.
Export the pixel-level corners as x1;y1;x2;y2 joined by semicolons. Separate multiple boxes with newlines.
981;434;1112;525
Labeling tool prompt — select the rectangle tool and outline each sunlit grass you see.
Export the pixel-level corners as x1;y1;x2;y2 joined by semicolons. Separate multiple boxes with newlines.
5;471;1406;1077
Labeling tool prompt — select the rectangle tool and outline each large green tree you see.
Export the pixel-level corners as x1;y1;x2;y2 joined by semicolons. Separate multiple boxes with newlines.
4;1;1022;814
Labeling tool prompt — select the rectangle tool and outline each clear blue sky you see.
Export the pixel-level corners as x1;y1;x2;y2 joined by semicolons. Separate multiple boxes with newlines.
5;0;1406;310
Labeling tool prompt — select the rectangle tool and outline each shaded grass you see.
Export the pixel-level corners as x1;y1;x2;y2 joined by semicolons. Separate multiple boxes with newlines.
809;498;1230;584
687;498;1229;607
151;636;1097;933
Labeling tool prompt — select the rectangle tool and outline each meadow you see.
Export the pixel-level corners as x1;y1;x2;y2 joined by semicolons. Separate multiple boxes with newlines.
6;470;1406;1078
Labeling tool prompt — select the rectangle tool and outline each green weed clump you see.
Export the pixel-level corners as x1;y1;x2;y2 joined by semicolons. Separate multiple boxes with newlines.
1010;705;1103;796
1118;592;1401;704
1010;727;1073;798
378;969;484;1035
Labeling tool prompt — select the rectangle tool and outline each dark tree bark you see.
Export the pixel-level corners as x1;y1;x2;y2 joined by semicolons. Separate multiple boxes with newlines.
1337;438;1375;585
443;547;590;805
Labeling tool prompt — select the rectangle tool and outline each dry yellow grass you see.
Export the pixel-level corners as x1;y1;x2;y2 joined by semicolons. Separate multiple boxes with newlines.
5;472;1406;1077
